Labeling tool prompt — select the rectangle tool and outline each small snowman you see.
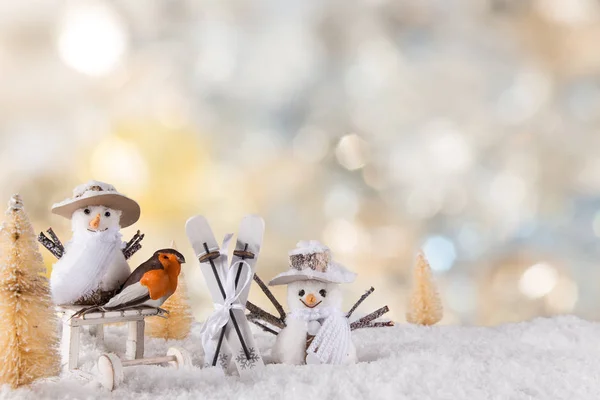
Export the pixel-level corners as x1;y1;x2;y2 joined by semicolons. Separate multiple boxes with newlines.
269;240;358;365
49;180;141;305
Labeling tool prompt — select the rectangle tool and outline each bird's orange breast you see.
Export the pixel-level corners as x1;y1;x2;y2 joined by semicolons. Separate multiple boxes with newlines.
140;270;173;300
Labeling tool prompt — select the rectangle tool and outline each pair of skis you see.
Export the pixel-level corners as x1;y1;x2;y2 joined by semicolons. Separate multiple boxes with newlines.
185;215;265;375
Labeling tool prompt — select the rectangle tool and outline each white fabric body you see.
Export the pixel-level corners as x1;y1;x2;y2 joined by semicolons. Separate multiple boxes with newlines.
290;307;354;365
273;281;356;365
50;227;130;305
272;317;309;365
274;307;356;365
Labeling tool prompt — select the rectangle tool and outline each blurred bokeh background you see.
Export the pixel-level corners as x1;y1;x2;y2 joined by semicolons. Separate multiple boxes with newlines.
1;0;598;325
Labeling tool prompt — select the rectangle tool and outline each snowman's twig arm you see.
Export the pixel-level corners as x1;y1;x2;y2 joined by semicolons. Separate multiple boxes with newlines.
123;243;142;260
253;274;286;320
353;321;394;330
123;230;144;260
38;230;63;259
248;319;279;335
350;305;390;330
370;321;395;328
346;286;375;318
246;301;286;329
46;228;64;253
125;230;144;249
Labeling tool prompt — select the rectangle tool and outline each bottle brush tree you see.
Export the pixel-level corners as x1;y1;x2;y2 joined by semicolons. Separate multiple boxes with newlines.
0;195;60;388
406;251;443;326
147;271;194;340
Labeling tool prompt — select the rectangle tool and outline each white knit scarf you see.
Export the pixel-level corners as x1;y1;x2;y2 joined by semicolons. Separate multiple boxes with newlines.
288;307;351;365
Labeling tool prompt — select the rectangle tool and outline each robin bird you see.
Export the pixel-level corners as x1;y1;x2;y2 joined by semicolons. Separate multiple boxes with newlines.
71;248;185;318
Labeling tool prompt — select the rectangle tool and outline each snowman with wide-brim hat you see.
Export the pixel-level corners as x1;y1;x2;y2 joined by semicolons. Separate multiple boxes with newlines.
51;181;140;228
49;180;141;305
270;240;358;365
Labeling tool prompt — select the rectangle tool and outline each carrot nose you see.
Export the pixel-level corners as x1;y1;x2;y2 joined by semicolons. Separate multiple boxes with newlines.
89;214;101;230
305;293;317;306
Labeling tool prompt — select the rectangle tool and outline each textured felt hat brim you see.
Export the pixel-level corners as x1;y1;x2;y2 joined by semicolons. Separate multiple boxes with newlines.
51;192;141;228
268;262;357;286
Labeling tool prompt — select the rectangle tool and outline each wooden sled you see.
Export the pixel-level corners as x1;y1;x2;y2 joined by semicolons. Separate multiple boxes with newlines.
57;305;168;371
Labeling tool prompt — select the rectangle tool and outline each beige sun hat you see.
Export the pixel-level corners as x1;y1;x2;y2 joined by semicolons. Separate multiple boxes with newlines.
268;240;357;286
51;180;141;228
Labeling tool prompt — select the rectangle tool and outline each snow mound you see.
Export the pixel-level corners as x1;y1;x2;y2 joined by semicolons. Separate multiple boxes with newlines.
3;316;600;399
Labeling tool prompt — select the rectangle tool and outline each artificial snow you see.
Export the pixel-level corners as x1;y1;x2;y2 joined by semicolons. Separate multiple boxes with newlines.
2;316;600;399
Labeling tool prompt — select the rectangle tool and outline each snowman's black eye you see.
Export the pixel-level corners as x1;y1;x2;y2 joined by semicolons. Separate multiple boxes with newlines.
83;208;91;215
104;211;111;217
319;289;327;297
298;290;305;297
